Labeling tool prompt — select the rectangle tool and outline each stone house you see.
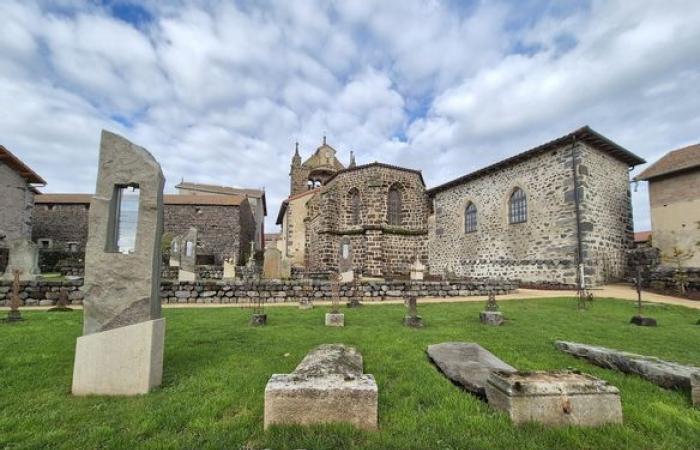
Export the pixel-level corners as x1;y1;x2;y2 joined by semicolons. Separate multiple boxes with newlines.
0;145;45;246
634;143;700;267
428;126;645;287
276;188;319;267
33;193;256;266
175;181;266;252
304;162;430;277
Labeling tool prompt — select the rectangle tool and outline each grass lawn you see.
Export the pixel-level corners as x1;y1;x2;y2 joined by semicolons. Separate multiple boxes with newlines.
1;297;699;449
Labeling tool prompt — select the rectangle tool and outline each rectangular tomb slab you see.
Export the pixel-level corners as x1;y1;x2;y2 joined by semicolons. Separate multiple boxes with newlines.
485;371;623;426
264;344;378;430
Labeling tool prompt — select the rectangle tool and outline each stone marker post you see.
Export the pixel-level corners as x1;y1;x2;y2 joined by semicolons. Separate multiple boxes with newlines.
480;292;504;326
4;270;23;322
326;272;344;326
630;265;657;326
178;227;197;282
71;130;166;396
47;288;73;312
403;295;424;327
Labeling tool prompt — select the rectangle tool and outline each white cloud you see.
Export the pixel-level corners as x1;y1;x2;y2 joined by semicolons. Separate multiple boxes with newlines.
1;0;699;233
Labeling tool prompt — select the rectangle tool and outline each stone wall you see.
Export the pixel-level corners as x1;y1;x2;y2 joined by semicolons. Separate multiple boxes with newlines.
0;161;35;246
32;203;89;251
304;164;430;277
429;142;634;287
0;248;7;273
1;278;517;306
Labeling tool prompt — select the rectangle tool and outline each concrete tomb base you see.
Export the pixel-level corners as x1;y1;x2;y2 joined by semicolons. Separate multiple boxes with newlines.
427;342;516;399
403;315;424;328
486;371;623;426
264;344;378;430
630;315;657;327
250;314;267;326
72;318;165;396
555;341;700;406
480;311;504;326
325;313;345;327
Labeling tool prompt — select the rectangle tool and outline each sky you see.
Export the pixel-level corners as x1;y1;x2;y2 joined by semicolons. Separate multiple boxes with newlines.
1;0;699;232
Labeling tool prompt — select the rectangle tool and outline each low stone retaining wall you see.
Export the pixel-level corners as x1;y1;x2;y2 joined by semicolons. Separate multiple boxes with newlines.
1;278;517;306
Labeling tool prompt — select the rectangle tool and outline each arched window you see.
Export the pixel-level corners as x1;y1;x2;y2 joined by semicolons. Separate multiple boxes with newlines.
349;189;361;225
313;180;322;189
509;188;527;224
464;202;477;233
388;187;402;225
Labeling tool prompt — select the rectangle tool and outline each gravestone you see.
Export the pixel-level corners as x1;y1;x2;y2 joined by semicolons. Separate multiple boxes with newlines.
403;296;423;327
409;255;425;281
169;234;182;267
427;342;516;399
2;240;40;281
47;288;73;312
223;256;237;280
338;238;352;273
4;270;23;322
264;344;378;430
71;130;165;396
263;248;282;279
486;371;623;426
326;272;344;326
178;227;197;282
555;341;700;406
280;259;291;279
480;293;504;326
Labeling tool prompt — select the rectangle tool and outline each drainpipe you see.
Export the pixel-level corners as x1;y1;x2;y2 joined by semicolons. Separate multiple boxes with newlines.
571;137;585;289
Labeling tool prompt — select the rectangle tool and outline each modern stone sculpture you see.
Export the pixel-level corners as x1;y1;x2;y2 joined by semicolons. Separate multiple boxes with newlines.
427;342;516;399
2;239;40;281
486;371;623;426
71;130;165;396
480;293;504;326
264;344;378;430
178;227;197;282
555;341;700;406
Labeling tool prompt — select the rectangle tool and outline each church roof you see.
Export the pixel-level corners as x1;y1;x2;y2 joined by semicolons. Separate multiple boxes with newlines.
634;143;700;181
428;126;645;196
0;145;46;185
323;162;425;186
275;188;319;225
300;142;345;171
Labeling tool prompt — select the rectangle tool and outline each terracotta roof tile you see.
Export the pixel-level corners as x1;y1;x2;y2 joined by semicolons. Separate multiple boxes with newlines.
634;143;700;181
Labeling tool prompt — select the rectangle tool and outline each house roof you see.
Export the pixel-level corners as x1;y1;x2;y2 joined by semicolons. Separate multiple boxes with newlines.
275;188;319;225
175;181;266;214
35;193;246;206
323;161;425;186
634;231;652;243
634;143;700;181
427;126;646;196
0;145;46;185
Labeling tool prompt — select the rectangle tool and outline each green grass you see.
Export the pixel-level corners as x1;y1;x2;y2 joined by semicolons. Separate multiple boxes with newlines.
1;298;699;449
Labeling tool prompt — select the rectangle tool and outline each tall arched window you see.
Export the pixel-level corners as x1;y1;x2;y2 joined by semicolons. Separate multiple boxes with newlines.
464;202;477;233
388;187;402;225
349;189;361;225
509;188;527;224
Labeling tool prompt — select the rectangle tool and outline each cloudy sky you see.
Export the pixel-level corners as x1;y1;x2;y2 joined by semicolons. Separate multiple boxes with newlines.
2;0;699;231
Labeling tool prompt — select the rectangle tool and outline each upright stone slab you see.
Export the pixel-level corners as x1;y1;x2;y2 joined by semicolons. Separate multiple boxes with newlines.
427;342;516;398
485;371;623;426
2;239;40;281
264;344;378;430
178;227;197;282
169;234;182;267
263;247;282;279
555;341;700;405
72;130;165;396
223;256;237;280
409;256;425;281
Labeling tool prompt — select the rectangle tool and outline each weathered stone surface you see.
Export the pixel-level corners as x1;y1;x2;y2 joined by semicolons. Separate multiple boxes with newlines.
168;233;182;267
222;257;236;280
178;227;197;282
264;344;378;430
2;240;40;281
486;371;623;426
81;130;164;335
325;312;344;327
72;318;165;395
427;342;516;398
555;341;700;397
480;310;504;326
691;372;700;406
263;247;282;279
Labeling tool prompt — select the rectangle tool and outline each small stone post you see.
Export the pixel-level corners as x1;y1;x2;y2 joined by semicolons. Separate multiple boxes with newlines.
630;265;657;326
479;292;504;326
325;272;344;326
250;295;267;326
5;270;23;322
47;288;73;312
347;268;363;308
403;295;423;327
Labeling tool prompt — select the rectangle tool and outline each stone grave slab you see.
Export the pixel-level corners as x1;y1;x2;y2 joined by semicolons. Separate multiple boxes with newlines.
169;234;182;268
72;130;165;396
325;312;345;327
555;341;700;405
264;344;378;430
178;227;197;282
2;239;40;281
485;371;623;426
263;247;282;279
427;342;515;398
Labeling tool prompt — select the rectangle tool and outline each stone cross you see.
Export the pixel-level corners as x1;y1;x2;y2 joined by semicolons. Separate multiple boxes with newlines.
406;296;418;317
485;292;499;311
6;269;23;321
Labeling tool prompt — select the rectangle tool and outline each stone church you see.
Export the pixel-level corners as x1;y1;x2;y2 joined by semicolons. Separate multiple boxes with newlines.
277;139;430;277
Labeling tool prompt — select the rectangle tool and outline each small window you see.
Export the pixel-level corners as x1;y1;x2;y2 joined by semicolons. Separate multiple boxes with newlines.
37;238;52;249
107;185;140;254
313;180;322;188
306;180;314;190
509;188;527;224
67;242;79;253
349;189;361;225
464;203;477;233
388;187;402;225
